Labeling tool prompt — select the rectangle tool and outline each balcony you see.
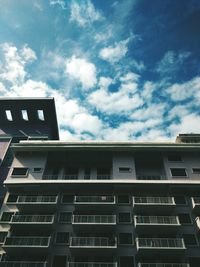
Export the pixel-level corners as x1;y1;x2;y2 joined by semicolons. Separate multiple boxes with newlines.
134;216;180;234
97;174;112;180
136;238;186;257
133;197;175;213
70;237;117;254
10;215;54;230
0;262;47;267
191;197;200;213
74;196;115;211
72;215;116;230
3;236;51;254
43;174;78;180
137;175;163;180
67;263;117;267
15;195;58;212
138;264;190;267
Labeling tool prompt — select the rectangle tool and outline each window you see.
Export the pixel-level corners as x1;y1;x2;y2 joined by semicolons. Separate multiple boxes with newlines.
118;233;133;245
37;110;45;121
55;232;69;244
21;110;28;121
174;196;187;205
11;168;28;177
119;167;131;173
62;195;74;203
7;194;18;203
0;212;14;222
192;168;200;174
33;168;43;173
171;168;187;177
59;212;72;223
5;110;13;121
183;234;198;247
0;232;7;243
167;154;182;162
118;213;131;223
117;195;130;204
84;168;91;180
178;214;192;224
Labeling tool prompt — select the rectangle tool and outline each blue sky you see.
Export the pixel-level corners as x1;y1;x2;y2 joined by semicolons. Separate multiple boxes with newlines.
0;0;200;141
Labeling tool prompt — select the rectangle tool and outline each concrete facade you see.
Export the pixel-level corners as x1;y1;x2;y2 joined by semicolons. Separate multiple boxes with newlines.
0;135;200;266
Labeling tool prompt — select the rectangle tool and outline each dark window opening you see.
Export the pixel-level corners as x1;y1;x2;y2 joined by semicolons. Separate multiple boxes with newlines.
174;196;186;205
183;234;198;247
178;214;192;224
62;195;74;203
117;195;130;204
59;212;72;223
11;168;28;176
119;233;133;245
33;168;43;173
118;213;131;223
0;212;14;222
0;232;7;243
119;167;131;173
171;168;187;177
55;232;69;244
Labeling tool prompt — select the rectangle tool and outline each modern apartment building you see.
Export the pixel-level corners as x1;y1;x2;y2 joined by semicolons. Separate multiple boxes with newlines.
0;133;200;267
0;98;59;204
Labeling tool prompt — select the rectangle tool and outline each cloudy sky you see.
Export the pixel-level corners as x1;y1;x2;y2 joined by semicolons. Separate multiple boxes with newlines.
0;0;200;141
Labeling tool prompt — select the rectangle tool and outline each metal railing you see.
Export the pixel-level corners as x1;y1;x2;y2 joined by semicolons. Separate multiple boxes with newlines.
17;195;57;203
74;196;115;203
136;238;185;248
11;215;54;223
192;197;200;204
72;215;116;224
134;197;174;205
137;175;162;180
4;236;50;247
67;263;117;267
0;262;47;267
138;264;190;267
135;216;179;225
97;175;111;180
43;174;78;180
70;237;117;247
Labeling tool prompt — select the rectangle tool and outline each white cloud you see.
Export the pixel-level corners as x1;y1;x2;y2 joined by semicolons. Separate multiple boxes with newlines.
0;43;36;85
99;38;129;63
66;56;97;89
141;81;155;101
70;0;103;27
49;0;66;9
166;76;200;101
169;113;200;136
88;76;143;114
131;103;166;121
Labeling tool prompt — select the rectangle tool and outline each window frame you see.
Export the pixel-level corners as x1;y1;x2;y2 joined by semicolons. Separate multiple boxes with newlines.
11;167;29;178
170;168;188;178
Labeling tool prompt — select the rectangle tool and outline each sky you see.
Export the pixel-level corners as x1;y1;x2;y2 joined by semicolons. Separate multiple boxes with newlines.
0;0;200;141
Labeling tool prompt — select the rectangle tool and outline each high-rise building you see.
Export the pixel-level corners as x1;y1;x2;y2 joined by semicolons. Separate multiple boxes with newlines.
0;133;200;267
0;98;59;204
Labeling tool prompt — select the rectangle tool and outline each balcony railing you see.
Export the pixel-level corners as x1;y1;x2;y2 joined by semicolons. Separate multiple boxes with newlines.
134;197;175;205
135;216;179;225
70;237;117;247
72;215;116;224
0;262;47;267
192;197;200;204
138;264;190;267
136;238;185;249
67;263;117;267
4;237;51;247
137;175;162;180
17;195;57;203
11;215;54;223
74;196;115;204
97;175;111;180
43;174;78;180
